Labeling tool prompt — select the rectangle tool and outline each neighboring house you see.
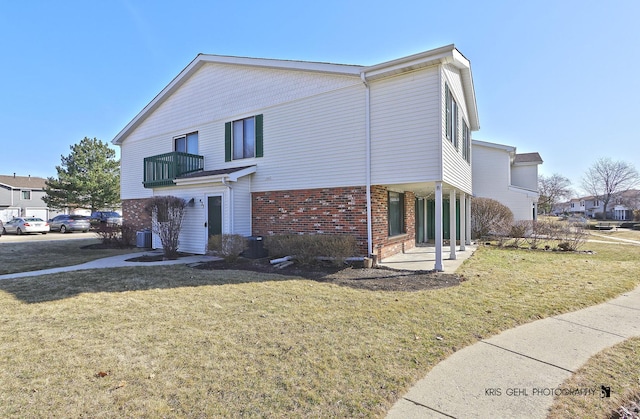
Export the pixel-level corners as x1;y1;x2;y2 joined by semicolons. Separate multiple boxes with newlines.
0;174;52;222
471;140;543;220
561;190;640;220
612;189;640;220
113;44;480;271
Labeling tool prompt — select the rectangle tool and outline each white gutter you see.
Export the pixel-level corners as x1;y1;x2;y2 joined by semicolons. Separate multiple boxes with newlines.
361;73;373;257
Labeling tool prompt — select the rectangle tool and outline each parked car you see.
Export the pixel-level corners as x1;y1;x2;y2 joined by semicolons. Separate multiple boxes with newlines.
49;214;91;233
2;217;49;235
90;211;123;226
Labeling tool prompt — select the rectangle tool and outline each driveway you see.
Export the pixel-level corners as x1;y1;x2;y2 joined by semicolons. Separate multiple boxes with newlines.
0;231;100;243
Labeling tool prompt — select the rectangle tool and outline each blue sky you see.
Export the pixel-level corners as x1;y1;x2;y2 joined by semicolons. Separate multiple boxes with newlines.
1;0;638;195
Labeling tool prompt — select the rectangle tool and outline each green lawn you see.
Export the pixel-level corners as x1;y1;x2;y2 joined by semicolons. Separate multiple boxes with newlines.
0;241;638;417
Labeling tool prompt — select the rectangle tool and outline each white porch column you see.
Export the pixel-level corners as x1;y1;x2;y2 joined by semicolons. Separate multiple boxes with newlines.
434;182;443;271
459;193;466;251
466;196;472;245
449;189;457;260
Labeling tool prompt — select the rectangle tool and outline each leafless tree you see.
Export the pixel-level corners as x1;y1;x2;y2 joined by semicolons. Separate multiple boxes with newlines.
581;158;639;219
145;196;187;259
538;173;572;214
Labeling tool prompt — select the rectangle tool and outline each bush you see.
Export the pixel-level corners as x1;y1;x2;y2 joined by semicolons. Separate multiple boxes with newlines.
471;198;514;240
96;222;136;248
555;221;588;251
264;234;356;266
508;220;530;248
208;234;246;262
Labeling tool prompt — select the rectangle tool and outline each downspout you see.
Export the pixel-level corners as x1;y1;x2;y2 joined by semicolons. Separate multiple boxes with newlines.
222;177;233;234
361;72;373;257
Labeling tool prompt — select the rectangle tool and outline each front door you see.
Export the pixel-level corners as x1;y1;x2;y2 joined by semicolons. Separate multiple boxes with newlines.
207;196;222;237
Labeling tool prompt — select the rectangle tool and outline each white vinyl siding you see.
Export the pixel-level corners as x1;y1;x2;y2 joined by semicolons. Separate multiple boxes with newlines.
150;177;252;254
120;65;363;198
441;68;472;193
369;66;442;185
472;143;538;221
250;84;367;192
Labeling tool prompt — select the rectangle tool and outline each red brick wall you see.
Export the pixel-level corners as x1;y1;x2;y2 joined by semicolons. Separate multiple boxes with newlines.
370;186;415;261
122;198;152;232
252;187;369;255
252;185;415;260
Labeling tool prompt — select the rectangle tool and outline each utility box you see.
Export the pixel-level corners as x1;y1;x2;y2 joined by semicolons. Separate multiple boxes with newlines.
136;229;152;248
244;236;267;259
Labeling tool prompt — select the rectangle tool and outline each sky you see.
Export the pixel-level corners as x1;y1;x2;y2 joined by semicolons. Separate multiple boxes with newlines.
1;0;638;197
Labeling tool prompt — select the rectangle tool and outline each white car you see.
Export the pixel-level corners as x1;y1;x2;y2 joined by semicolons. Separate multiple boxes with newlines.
2;217;50;235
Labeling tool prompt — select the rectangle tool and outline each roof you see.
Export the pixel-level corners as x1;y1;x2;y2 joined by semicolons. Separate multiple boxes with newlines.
514;152;543;164
472;139;516;153
113;44;479;145
174;166;257;186
177;166;254;179
0;175;47;190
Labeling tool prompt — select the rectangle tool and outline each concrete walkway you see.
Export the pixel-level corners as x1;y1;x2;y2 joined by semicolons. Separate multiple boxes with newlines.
378;244;478;272
0;251;219;280
387;283;640;418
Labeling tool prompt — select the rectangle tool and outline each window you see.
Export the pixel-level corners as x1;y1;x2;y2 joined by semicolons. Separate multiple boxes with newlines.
21;190;31;200
225;114;263;161
388;191;405;236
233;117;255;159
445;84;458;148
462;121;470;163
174;132;198;154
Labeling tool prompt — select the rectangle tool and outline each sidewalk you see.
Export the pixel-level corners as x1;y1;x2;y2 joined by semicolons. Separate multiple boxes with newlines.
386;285;640;418
0;251;219;280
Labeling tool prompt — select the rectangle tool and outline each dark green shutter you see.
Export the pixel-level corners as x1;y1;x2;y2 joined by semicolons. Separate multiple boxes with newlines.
255;114;263;158
225;122;232;162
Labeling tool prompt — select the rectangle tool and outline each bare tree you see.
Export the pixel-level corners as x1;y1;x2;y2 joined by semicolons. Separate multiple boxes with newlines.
538;173;572;214
145;196;187;259
581;158;639;219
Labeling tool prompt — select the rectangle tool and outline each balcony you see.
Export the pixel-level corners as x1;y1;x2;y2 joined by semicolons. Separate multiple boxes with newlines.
143;151;204;188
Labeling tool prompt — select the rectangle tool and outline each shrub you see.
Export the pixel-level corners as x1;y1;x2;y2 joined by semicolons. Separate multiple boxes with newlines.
208;234;246;262
95;222;136;248
145;196;187;259
524;220;551;249
471;198;514;240
508;220;530;248
555;221;588;251
264;234;356;266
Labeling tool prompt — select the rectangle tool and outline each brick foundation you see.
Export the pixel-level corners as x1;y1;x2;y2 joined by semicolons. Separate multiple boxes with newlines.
252;186;369;255
122;198;152;232
252;185;416;260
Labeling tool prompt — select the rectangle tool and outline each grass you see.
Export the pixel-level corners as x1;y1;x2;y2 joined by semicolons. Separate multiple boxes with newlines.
547;338;640;418
0;241;638;417
0;238;143;275
590;229;640;241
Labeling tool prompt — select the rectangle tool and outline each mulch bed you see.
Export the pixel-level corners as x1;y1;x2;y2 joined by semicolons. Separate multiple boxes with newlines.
194;257;462;292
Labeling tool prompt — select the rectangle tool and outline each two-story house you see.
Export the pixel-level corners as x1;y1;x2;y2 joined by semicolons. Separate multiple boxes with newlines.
113;45;479;271
0;174;51;222
471;140;543;220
